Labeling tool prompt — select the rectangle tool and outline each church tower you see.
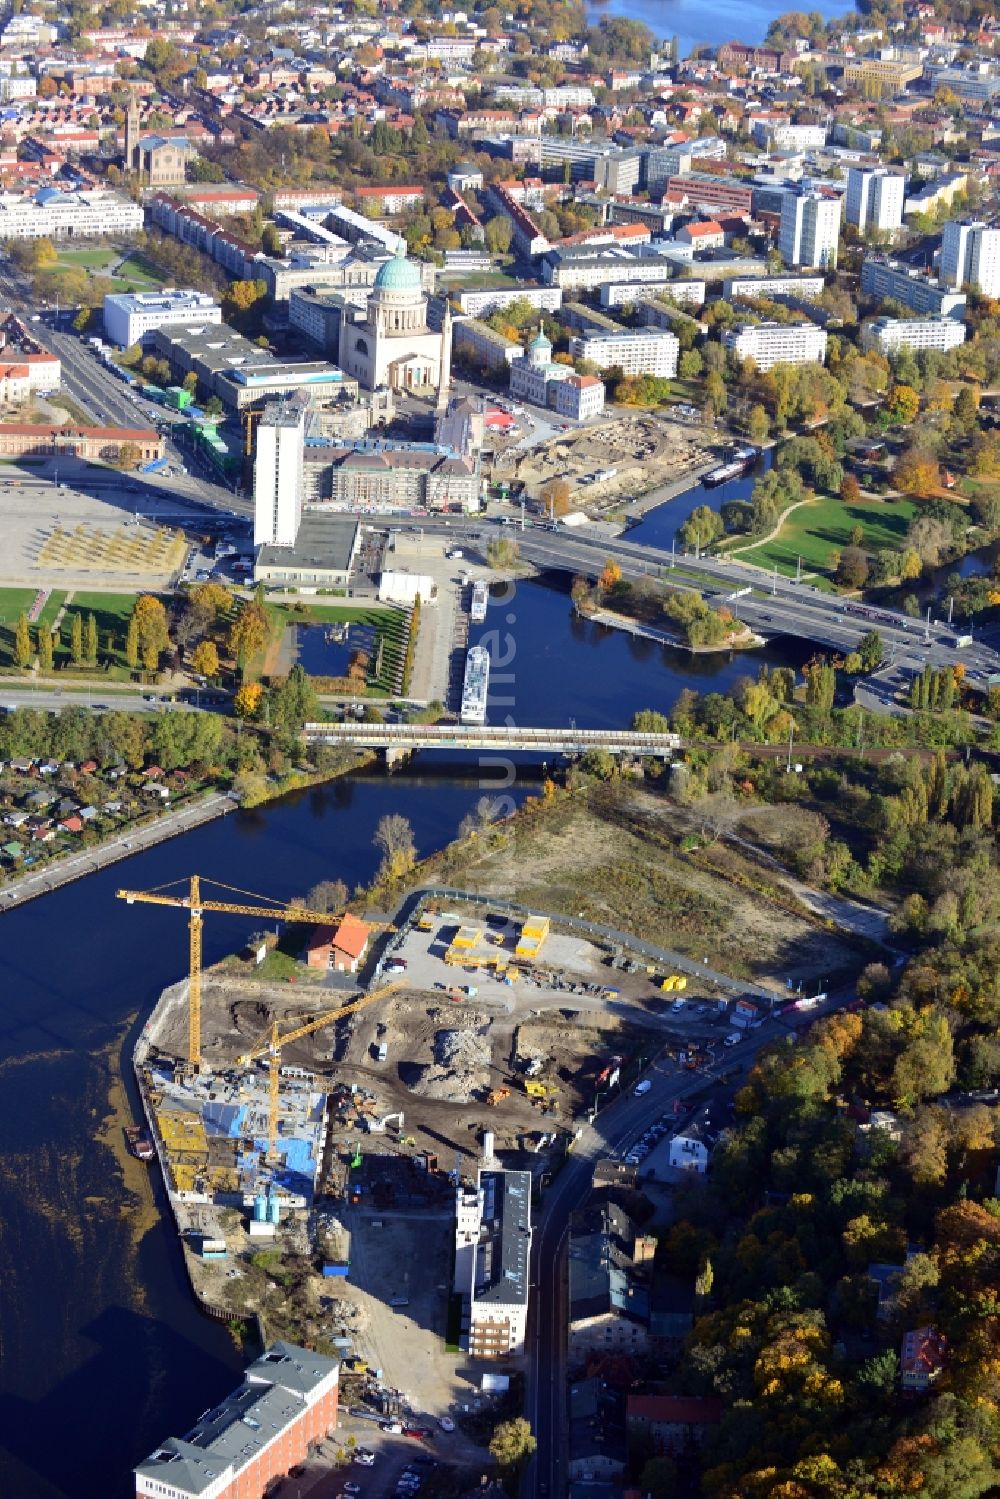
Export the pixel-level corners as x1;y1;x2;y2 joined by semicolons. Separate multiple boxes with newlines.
435;302;453;414
125;93;140;174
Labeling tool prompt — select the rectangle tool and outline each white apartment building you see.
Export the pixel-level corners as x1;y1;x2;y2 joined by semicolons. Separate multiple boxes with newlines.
778;189;841;270
254;403;306;548
723;274;825;301
846;167;905;236
752;120;827;151
600;279;706;309
939;220;1000;297
860;256;967;318
861;316;967;354
456;285;563;318
568;329;679;378
454;1169;532;1359
722;320;828;371
0;69;35;101
542;248;683;294
103;289;223;348
0;188;143;242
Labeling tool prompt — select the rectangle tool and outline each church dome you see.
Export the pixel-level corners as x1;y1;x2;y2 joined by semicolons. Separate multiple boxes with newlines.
529;329;551;351
373;244;422;294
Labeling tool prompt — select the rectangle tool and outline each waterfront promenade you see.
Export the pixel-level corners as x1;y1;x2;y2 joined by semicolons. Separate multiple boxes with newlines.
0;790;237;911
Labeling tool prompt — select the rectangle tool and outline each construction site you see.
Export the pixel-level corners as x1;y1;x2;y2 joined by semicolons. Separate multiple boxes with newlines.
127;876;728;1425
500;412;715;515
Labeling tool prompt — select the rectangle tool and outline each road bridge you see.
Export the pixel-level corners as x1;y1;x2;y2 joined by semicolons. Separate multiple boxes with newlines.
303;722;681;757
383;517;1000;681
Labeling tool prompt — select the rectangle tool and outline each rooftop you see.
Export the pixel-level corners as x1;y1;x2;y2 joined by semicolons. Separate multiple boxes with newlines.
473;1168;532;1308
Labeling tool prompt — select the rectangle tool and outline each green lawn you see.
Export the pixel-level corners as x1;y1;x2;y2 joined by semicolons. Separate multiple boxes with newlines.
60;593;137;666
738;494;919;578
0;588;66;666
55;247;118;270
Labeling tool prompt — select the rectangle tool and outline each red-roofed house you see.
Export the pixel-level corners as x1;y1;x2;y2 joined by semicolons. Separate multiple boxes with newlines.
676;219;725;249
901;1327;946;1393
626;1395;723;1455
306;914;371;973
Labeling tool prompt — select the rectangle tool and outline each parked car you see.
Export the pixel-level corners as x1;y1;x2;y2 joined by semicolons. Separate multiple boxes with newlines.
724;1032;741;1048
437;1416;455;1433
634;1080;651;1096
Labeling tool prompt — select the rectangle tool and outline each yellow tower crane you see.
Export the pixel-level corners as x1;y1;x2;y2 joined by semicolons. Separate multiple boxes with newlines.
116;875;391;1070
237;978;407;1159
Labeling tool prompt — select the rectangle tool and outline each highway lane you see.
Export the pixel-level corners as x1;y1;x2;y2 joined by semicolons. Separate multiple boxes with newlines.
0;687;211;713
385;516;1000;680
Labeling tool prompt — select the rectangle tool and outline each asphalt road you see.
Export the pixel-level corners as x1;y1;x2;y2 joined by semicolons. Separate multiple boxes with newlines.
524;1005;827;1498
0;687;211;713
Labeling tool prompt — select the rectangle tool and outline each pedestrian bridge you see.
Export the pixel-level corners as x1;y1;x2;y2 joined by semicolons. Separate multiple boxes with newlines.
303;722;682;758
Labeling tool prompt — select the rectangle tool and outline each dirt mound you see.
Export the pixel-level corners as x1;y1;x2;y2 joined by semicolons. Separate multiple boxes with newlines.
409;1020;493;1102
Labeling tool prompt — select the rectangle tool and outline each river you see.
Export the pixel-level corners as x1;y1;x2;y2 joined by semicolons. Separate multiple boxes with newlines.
586;0;852;57
0;776;536;1499
0;472;809;1497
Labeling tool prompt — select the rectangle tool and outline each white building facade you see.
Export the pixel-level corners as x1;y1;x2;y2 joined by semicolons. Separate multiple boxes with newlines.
861;316;967;354
103;289;222;348
454;1169;533;1360
567;329;679;377
723;320;828;371
0;188;143;241
779;189;841;270
940;221;1000;297
846;167;906;236
254;403;306;548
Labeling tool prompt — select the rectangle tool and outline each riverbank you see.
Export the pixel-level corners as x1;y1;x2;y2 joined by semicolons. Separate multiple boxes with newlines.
622;458;718;523
0;789;238;911
132;980;266;1348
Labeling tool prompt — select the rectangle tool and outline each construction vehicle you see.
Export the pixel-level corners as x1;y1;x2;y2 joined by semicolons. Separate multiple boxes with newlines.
236;978;406;1159
367;1112;404;1134
524;1080;557;1099
486;1086;510;1106
417;912;435;932
116;874;392;1070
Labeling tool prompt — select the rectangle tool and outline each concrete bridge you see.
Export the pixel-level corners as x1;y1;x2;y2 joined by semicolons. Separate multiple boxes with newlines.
303;722;681;761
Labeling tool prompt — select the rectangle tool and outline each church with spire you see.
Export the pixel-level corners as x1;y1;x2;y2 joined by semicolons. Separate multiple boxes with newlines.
123;92;189;187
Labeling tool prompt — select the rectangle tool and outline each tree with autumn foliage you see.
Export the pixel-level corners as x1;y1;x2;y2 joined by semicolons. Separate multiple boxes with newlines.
598;559;622;592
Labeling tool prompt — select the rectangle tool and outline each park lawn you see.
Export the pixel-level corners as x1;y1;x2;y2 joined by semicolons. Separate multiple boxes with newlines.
959;476;1000;503
116;251;162;282
58;593;137;670
0;588;65;666
738;494;919;578
271;602;393;626
55;247;118;271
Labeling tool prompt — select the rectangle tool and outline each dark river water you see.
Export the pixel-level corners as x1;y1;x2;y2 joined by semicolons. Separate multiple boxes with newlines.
0;472;811;1497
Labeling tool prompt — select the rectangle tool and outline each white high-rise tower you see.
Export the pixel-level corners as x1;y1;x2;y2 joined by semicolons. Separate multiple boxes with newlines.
253;402;305;548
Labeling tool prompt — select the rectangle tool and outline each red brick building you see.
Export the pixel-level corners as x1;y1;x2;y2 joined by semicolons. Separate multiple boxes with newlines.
135;1342;339;1499
0;423;162;463
305;913;370;973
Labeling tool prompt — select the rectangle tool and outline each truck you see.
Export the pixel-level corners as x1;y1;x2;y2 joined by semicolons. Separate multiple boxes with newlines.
375;1042;388;1063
